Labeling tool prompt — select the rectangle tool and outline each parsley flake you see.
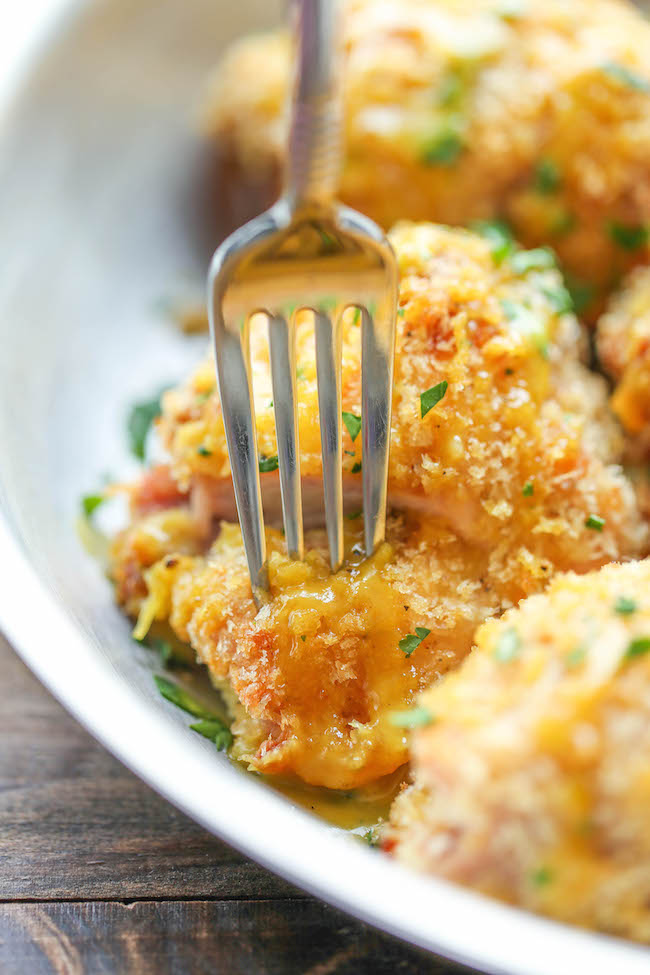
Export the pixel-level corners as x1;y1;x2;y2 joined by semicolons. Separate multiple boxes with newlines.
624;637;650;661
390;707;434;729
607;221;648;252
531;866;553;887
127;390;166;460
420;380;448;418
602;62;650;94
259;454;279;473
81;494;104;517
351;461;362;474
510;247;556;275
542;284;574;315
501;300;549;357
352;307;361;325
522;482;534;497
533;158;561;195
190;718;233;752
197;445;212;457
585;514;605;532
614;595;637;615
154;675;219;720
494;627;521;662
564;275;594;315
399;627;431;657
421;130;464;167
472;219;515;265
342;411;362;442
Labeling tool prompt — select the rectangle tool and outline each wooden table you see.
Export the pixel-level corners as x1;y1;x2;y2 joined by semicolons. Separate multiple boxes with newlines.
0;632;467;974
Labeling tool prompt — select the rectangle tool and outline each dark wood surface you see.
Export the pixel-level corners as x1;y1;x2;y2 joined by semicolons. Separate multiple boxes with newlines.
0;632;467;975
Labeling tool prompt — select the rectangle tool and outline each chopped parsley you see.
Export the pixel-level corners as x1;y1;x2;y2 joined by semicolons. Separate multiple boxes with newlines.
533;159;561;195
614;595;637;615
421;129;464;167
300;635;307;642
81;493;104;517
154;675;219;720
585;514;605;532
296;365;307;381
342;411;362;442
390;706;434;729
151;638;178;668
531;866;553;887
420;380;448;418
397;307;405;318
190;718;233;752
364;829;380;848
565;646;587;669
259;454;279;473
607;221;648;252
494;627;521;663
564;275;594;316
601;62;650;94
197;445;212;457
127;390;166;460
351;461;362;474
542;284;574;315
624;637;650;661
472;219;515;265
399;627;431;657
352;307;361;325
500;299;549;358
522;482;534;497
510;247;556;275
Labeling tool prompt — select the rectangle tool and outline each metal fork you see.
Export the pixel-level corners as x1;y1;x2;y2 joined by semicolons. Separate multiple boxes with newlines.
207;0;398;603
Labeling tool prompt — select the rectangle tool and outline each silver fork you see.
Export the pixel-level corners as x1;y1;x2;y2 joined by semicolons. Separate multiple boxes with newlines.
207;0;398;604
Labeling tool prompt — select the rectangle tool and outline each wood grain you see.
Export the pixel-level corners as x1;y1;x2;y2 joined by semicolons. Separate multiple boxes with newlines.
0;634;470;974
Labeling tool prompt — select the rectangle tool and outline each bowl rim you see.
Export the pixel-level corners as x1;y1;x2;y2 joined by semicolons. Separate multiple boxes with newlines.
1;5;649;974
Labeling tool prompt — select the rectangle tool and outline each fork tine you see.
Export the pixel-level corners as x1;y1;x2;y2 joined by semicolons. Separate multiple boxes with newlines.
210;304;268;601
361;285;398;556
314;309;343;571
268;313;304;559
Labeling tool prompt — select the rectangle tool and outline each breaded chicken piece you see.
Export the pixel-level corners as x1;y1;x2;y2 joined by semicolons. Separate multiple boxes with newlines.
159;224;645;599
386;559;650;943
127;515;507;789
597;266;650;460
203;0;650;315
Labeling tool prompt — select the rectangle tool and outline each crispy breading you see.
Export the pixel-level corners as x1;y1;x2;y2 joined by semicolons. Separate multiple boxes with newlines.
386;559;650;943
159;223;646;595
597;266;650;460
202;0;650;315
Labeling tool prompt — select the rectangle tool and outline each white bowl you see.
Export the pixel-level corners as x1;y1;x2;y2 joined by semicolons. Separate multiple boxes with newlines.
0;3;648;973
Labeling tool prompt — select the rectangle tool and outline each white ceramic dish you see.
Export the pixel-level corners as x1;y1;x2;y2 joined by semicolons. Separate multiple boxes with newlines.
0;3;648;973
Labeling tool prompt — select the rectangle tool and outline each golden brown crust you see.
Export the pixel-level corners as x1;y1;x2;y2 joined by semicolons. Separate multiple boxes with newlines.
386;558;650;942
202;0;650;315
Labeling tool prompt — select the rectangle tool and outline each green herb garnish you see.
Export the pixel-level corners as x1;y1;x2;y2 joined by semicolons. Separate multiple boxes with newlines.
607;221;649;252
510;247;556;275
533;159;561;195
352;307;361;325
522;482;534;497
259;454;279;473
154;675;218;720
438;70;464;108
127;391;165;460
399;627;431;657
494;627;521;662
351;461;362;474
197;445;212;457
421;130;464;167
390;707;434;729
420;380;448;418
190;718;233;752
564;275;594;316
500;300;549;357
347;510;362;520
585;514;605;532
624;637;650;661
550;210;576;238
342;411;362;442
531;866;553;887
602;62;650;94
542;284;574;315
614;596;637;615
472;219;515;265
81;494;104;517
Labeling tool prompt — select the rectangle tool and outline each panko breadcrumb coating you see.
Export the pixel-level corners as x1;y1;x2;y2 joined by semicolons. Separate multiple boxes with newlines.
109;222;645;790
597;266;650;460
385;559;650;943
127;515;507;789
159;223;645;598
203;0;650;316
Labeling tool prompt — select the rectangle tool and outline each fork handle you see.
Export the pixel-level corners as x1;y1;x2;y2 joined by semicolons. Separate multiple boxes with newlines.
285;0;342;209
